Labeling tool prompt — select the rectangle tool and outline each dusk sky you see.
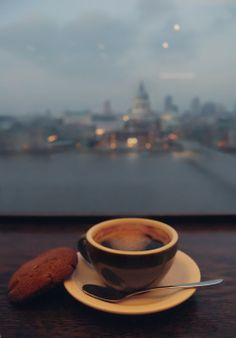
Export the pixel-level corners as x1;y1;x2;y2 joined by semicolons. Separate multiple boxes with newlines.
0;0;236;114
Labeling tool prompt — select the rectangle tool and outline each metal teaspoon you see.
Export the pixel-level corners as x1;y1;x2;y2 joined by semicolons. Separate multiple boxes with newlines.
82;279;223;303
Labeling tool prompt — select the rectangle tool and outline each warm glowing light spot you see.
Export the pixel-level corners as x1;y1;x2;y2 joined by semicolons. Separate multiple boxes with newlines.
95;128;105;136
122;115;130;122
168;133;178;141
145;143;152;150
127;137;138;148
110;142;117;150
162;41;169;49
47;135;58;143
217;140;228;149
173;24;181;31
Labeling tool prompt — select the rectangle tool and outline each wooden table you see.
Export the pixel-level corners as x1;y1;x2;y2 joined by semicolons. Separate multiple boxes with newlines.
1;216;235;338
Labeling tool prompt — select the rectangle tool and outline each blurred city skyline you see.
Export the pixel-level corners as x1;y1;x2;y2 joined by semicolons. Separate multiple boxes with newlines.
1;0;236;114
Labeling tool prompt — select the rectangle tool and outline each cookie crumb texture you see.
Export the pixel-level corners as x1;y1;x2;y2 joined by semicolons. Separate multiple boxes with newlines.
8;247;78;303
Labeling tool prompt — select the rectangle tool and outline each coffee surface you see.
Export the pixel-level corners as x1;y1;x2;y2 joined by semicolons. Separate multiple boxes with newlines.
95;225;168;251
101;236;164;251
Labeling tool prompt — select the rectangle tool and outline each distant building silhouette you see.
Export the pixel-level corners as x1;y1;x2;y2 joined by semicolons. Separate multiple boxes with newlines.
190;97;201;115
164;95;178;113
201;102;217;116
103;100;113;115
131;82;152;118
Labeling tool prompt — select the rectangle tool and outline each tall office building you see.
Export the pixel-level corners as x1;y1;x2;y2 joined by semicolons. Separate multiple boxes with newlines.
164;95;178;113
190;97;201;115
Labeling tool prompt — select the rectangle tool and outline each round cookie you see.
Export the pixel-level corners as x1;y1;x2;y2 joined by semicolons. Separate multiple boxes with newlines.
8;247;78;303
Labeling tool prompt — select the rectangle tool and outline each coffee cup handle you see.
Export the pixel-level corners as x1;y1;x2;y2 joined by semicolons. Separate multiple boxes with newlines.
77;235;92;263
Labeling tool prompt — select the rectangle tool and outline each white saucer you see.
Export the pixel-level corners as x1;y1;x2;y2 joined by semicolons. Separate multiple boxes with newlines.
64;250;201;315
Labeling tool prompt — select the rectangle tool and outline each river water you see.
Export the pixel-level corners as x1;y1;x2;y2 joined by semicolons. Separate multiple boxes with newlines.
0;148;236;215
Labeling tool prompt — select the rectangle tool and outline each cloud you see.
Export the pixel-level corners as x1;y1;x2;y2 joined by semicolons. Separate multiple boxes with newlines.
137;0;176;21
0;1;236;114
0;12;135;79
0;12;138;113
0;0;25;8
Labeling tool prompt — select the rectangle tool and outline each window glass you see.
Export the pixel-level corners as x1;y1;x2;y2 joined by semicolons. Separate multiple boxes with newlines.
0;0;236;215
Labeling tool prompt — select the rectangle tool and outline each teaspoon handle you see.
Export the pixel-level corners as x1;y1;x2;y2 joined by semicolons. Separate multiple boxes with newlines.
130;279;223;297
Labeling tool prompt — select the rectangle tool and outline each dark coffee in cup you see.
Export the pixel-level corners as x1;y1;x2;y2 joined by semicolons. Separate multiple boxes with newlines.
78;218;178;291
93;224;170;252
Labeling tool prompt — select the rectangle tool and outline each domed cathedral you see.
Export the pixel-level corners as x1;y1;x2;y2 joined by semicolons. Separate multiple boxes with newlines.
131;82;152;118
112;82;161;151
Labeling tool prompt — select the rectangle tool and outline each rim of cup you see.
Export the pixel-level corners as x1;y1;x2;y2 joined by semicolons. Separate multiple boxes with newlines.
86;218;178;255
